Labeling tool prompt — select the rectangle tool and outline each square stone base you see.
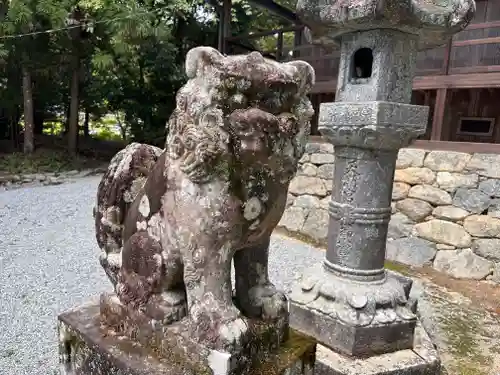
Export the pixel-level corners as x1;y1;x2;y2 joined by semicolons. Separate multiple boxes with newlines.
57;301;316;375
314;323;440;375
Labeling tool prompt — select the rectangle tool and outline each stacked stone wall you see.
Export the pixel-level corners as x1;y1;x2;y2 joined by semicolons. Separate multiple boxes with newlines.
279;141;500;283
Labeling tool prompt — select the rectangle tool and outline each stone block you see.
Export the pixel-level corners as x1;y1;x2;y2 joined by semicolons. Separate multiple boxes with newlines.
436;172;478;192
317;164;334;180
394;168;435;185
466;153;500;178
396;149;426;169
478;178;500;197
433;249;493;280
302;209;329;243
424;151;471;172
298;163;318;177
392;182;410;201
395;198;433;222
414;220;471;248
472;238;500;262
463;215;500;238
388;213;415;239
289;176;328;197
58;302;316;375
432;206;470;222
310;153;335;165
408;185;452;205
452;188;491;214
279;207;307;233
314;323;440;375
386;237;437;267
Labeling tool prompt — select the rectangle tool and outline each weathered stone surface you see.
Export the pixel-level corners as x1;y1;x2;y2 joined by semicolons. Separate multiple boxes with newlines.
452;188;491;214
436;172;478;192
490;263;500;283
433;249;493;280
432;206;470;222
392;182;410;201
305;142;333;154
320;196;330;210
279;206;307;233
394;167;436;185
472;239;500;262
463;215;500;238
436;244;455;250
396;198;433;222
396;148;426;169
286;194;295;208
478;178;500;197
414;219;471;248
293;195;321;210
310;153;335;165
388;212;415;239
298;163;318;177
467;153;500;178
424;151;471;172
302;209;328;243
488;199;500;218
386;237;437;266
289;176;328;197
408;185;452;205
317;164;334;180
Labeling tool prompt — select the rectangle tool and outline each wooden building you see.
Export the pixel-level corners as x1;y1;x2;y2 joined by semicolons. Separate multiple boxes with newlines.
217;0;500;153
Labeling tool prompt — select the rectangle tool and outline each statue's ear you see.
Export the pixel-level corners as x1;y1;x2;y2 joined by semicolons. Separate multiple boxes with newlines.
286;60;316;93
185;47;224;79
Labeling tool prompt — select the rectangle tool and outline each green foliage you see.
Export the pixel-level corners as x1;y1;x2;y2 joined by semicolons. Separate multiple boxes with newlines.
0;0;296;146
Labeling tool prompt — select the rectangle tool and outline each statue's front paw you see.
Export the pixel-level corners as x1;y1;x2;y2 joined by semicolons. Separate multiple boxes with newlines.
217;316;249;351
249;284;288;320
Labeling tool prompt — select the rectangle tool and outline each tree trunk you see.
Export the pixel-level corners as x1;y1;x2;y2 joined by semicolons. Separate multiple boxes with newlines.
22;66;35;154
68;52;80;155
83;108;90;137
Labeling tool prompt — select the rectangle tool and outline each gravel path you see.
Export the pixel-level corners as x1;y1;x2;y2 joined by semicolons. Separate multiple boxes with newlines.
0;176;323;375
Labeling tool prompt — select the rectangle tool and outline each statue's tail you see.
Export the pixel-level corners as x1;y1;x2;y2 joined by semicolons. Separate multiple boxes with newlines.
94;142;163;286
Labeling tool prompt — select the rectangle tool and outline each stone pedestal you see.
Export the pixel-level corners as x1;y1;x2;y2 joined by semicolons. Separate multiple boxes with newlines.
58;301;316;375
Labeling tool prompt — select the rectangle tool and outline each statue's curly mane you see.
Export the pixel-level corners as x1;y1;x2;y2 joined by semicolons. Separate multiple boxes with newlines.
164;47;315;184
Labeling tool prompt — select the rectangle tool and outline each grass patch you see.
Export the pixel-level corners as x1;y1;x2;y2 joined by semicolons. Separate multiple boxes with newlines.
0;148;105;175
437;301;492;375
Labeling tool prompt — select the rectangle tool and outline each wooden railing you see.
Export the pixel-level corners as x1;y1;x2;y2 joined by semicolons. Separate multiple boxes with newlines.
227;20;500;86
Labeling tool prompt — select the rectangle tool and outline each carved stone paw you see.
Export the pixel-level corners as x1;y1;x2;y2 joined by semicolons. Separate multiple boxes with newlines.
248;284;288;320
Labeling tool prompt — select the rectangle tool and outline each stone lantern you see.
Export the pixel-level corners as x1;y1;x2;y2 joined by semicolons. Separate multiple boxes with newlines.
289;0;475;373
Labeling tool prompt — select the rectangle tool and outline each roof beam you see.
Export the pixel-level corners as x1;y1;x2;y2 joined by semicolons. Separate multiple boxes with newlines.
247;0;300;23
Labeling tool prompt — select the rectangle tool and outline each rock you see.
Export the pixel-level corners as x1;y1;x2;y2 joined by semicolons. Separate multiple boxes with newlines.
432;206;470;222
396;148;426;169
306;142;333;154
65;170;80;176
386;237;437;267
288;176;328;197
394;167;435;185
489;263;500;283
463;215;500;238
278;207;306;233
424;151;471;172
286;194;295;208
298;163;318;177
408;185;452;206
478;178;500;197
45;177;64;186
433;249;493;280
320;197;330;210
436;172;478;192
34;173;46;181
310;153;335;165
388;213;415;239
299;154;310;163
395;198;433;222
472;239;500;262
392;182;410;201
452;188;491;214
414;219;471;248
293;195;321;210
436;244;455;250
487;199;500;218
317;164;334;180
466;153;500;178
302;209;329;243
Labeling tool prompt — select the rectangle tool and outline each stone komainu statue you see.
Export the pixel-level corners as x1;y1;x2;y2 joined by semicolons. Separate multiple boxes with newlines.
93;46;315;352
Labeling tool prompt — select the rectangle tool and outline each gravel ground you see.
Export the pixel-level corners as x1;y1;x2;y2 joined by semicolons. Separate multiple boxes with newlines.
0;176;323;375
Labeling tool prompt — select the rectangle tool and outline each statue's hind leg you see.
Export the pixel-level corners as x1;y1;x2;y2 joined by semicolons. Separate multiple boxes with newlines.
116;230;187;324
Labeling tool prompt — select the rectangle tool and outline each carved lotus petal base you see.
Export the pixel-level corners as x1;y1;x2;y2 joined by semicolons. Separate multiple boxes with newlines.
289;264;418;358
58;301;316;375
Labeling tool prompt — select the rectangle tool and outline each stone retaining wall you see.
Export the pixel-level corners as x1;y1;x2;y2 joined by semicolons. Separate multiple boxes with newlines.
279;141;500;284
